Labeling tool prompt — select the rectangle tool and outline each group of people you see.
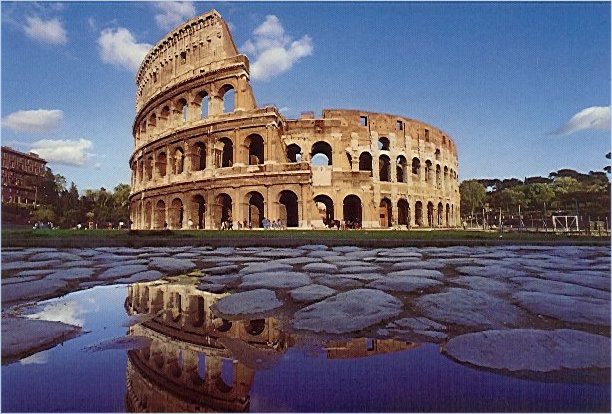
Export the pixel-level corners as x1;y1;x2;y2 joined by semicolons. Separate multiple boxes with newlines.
217;216;286;230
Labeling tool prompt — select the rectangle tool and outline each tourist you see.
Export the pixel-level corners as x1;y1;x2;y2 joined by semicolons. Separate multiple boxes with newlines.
188;218;194;229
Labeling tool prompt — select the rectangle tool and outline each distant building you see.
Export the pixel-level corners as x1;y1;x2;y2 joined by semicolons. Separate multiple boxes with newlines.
1;146;47;205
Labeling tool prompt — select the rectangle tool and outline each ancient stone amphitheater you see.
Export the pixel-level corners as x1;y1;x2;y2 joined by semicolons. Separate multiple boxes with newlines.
129;10;460;230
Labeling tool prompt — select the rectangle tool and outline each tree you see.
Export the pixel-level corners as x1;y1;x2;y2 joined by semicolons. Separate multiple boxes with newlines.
523;183;555;211
459;180;486;216
32;206;56;223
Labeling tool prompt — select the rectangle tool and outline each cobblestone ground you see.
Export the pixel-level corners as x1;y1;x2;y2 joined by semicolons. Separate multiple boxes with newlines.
2;244;610;373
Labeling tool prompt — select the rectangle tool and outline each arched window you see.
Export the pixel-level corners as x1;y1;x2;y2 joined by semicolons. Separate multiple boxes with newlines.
156;152;167;177
220;85;235;113
425;160;432;183
218;138;233;168
279;190;299;227
176;98;188;124
343;195;362;227
435;148;441;160
148;113;157;129
246;192;264;227
146;156;153;180
398;199;410;226
170;198;184;229
192;195;206;229
396;155;407;183
197;91;209;119
379;155;391;182
286;144;302;162
444;166;449;188
155;200;166;229
359;152;373;174
193;142;206;171
246;134;264;165
378;137;390;151
427;202;434;227
314;194;334;226
173;148;185;174
215;193;232;228
415;201;423;226
379;198;392;227
311;141;333;166
412;157;421;177
160;106;171;129
436;164;441;188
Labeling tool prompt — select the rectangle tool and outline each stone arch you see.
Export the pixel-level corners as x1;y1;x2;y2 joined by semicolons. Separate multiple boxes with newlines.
279;190;299;227
379;198;392;228
314;194;334;226
425;160;433;183
160;105;171;129
427;201;434;227
396;155;407;183
215;193;232;228
343;195;362;226
245;134;264;165
148;113;157;135
170;197;184;229
195;90;209;119
415;201;423;227
193;142;206;171
192;194;206;229
437;202;444;226
444;165;449;188
173;147;185;175
244;319;266;336
412;157;421;178
359;151;373;174
311;141;333;166
245;191;264;228
398;199;410;226
286;143;302;162
218;137;233;168
155;199;166;229
156;152;167;177
175;97;188;125
435;148;441;161
446;203;450;227
146;155;153;180
379;155;391;182
378;137;390;151
144;201;152;229
219;84;235;113
436;164;442;188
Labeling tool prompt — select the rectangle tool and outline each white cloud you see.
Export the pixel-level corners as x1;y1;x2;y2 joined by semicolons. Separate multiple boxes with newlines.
30;138;93;166
555;106;611;135
153;1;196;30
23;16;67;45
97;27;151;72
241;15;313;81
1;109;63;132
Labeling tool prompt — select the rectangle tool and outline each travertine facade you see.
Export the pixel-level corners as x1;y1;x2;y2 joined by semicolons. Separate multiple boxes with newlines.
129;10;460;230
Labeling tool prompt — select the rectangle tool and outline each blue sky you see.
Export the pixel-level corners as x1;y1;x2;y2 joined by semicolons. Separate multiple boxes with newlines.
2;1;610;191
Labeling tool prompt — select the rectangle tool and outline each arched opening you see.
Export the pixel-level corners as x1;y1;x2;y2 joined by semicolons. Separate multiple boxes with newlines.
146;156;153;180
144;201;152;229
425;160;433;183
176;98;188;125
246;191;264;228
436;164;442;188
156;152;167;177
193;142;206;171
155;200;166;229
245;319;266;336
286;144;302;162
444;166;449;188
379;155;391;182
311;141;333;166
215;193;232;228
279;190;299;227
359;152;373;175
246;134;264;165
148;113;157;130
192;195;206;229
398;199;410;226
427;201;434;227
220;85;235;113
314;194;334;226
412;157;421;179
170;198;184;229
437;202;444;226
343;195;362;227
346;152;353;169
378;137;390;151
396;155;407;183
160;106;171;129
445;203;450;227
415;201;423;227
218;138;233;168
379;198;392;227
196;91;209;119
173;148;185;175
435;148;441;160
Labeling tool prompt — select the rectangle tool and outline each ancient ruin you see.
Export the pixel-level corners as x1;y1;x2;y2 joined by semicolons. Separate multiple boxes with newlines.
129;10;460;230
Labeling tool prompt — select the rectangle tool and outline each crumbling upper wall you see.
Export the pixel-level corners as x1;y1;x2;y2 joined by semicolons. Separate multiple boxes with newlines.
135;9;247;112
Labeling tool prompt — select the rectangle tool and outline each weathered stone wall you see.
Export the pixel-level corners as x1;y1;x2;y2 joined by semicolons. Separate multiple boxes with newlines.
129;9;460;230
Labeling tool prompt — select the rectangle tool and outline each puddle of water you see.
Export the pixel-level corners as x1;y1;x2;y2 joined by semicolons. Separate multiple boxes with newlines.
2;282;609;412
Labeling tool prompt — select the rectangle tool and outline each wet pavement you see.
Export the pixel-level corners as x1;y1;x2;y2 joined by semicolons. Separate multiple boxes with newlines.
1;245;610;412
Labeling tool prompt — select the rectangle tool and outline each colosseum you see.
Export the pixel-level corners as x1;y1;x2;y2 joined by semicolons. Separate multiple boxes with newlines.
129;10;460;230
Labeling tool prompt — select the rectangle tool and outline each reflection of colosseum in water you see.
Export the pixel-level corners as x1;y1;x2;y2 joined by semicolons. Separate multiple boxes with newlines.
124;281;288;412
129;10;460;230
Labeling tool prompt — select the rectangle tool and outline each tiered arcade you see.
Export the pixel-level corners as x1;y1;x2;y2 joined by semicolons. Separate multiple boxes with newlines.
129;10;460;230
